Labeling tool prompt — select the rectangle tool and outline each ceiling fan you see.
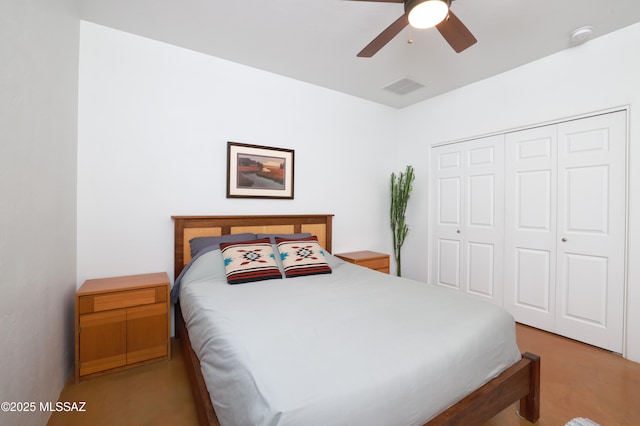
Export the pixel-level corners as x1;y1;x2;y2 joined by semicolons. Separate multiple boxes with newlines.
349;0;477;57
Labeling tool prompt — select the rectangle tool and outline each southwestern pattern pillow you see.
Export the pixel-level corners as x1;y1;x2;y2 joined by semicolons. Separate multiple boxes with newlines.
220;238;282;284
275;236;332;278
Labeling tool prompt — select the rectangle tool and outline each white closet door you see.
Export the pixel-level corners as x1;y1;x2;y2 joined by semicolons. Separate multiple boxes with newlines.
555;111;626;352
504;126;558;332
431;136;504;305
431;143;464;291
464;136;504;304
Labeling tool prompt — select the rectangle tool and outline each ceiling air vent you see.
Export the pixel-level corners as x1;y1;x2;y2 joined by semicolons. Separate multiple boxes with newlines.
383;77;425;95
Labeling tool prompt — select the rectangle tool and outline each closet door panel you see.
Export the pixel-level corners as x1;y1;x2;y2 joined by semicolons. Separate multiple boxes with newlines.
431;144;464;290
468;174;494;227
466;171;496;298
464;137;504;303
505;126;557;331
517;170;553;231
437;239;461;289
562;253;607;325
439;177;462;225
466;160;498;298
564;166;608;233
515;248;552;312
467;242;495;298
555;111;626;352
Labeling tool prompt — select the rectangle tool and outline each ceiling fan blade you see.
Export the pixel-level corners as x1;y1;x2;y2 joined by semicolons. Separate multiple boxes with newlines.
357;14;409;57
436;10;477;53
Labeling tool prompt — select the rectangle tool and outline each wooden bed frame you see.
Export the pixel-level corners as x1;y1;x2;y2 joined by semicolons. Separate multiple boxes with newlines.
172;214;540;426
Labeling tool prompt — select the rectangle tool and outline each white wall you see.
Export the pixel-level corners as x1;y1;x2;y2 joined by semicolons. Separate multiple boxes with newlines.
0;0;79;425
398;22;640;362
77;22;399;286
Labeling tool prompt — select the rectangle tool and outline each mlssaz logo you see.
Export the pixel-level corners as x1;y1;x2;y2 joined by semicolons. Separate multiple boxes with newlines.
40;401;87;412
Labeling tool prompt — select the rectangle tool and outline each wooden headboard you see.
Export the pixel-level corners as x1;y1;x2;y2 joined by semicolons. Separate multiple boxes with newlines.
172;214;334;279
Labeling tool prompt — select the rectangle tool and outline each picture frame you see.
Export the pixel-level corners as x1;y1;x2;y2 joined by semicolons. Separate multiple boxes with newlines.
226;142;295;199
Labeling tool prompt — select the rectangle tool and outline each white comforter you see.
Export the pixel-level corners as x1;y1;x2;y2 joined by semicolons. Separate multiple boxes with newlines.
179;250;521;426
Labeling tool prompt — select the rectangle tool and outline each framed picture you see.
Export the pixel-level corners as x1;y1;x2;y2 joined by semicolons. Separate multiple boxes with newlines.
226;142;295;199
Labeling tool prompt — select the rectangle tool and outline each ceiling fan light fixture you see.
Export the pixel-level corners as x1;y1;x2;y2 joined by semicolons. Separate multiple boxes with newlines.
406;0;449;29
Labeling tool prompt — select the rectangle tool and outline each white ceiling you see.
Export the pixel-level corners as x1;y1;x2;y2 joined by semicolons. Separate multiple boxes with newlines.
79;0;640;109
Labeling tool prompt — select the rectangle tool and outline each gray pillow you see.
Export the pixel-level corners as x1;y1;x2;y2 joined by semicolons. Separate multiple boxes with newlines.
189;233;256;258
256;233;312;244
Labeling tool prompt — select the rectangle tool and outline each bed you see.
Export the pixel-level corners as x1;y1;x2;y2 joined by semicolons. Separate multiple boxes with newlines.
172;214;540;426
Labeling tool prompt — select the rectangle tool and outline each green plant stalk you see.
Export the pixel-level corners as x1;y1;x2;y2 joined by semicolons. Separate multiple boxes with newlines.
390;165;414;277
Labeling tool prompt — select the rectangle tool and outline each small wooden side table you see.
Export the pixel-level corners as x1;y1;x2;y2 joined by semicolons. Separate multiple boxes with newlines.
335;251;390;274
75;272;171;381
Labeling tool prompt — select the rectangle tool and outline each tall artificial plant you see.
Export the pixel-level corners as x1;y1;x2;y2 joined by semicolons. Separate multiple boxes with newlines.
390;165;415;277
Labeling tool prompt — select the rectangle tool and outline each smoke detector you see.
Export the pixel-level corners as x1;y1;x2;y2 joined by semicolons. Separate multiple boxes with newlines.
570;26;593;45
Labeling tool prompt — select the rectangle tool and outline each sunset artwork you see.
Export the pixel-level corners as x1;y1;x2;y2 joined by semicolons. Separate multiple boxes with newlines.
237;154;286;190
226;142;294;199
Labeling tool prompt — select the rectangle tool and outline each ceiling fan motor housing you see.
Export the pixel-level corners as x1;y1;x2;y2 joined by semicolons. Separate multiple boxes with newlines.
404;0;451;15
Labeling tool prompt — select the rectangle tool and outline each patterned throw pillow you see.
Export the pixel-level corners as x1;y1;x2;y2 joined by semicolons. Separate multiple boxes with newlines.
275;236;332;278
219;238;282;284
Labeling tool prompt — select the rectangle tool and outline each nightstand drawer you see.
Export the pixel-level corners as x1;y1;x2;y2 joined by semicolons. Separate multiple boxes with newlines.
360;257;389;271
79;287;166;314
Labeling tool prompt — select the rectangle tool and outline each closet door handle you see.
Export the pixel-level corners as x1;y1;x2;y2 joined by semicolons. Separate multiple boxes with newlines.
561;237;567;242
456;230;461;234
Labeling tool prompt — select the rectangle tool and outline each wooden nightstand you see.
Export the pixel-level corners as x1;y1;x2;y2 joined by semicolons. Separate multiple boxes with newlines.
75;272;171;382
335;251;390;274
